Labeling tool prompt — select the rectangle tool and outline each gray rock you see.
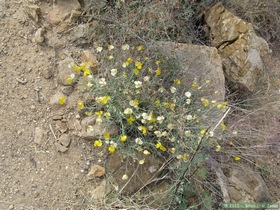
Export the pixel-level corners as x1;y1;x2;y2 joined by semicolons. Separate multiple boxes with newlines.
58;134;71;147
41;67;52;79
55;142;68;153
60;85;74;96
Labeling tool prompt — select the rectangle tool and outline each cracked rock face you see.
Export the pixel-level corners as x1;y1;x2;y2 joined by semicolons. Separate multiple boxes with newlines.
205;3;270;92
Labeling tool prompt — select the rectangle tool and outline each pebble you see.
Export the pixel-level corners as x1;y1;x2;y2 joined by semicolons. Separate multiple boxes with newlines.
34;127;45;144
58;134;71;147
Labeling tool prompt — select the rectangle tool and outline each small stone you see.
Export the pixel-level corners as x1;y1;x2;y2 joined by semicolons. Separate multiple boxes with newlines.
41;66;52;79
57;57;77;86
34;127;45;144
89;180;106;201
86;165;105;180
55;142;68;152
60;85;74;96
56;121;68;133
33;28;44;44
8;204;14;210
58;134;71;147
52;115;63;120
24;4;40;23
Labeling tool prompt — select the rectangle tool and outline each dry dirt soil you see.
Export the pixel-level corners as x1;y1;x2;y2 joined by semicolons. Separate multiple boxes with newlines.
0;1;102;209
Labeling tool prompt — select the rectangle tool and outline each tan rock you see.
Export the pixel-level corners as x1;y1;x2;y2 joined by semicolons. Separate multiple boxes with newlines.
106;153;163;195
24;4;40;23
87;165;106;180
226;168;272;202
47;0;80;25
81;50;99;69
55;142;68;153
89;180;106;202
57;57;78;86
205;3;270;92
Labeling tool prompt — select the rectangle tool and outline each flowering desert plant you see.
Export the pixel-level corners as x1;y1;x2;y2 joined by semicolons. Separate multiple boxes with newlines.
68;43;229;208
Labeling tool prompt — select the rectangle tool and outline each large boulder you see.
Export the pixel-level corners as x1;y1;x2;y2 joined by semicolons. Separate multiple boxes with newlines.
205;3;270;92
226;168;272;202
152;41;226;128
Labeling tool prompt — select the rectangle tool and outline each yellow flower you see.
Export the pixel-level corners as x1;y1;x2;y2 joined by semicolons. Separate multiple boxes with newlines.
95;110;103;118
235;156;241;161
139;159;145;165
183;153;189;160
200;129;207;135
155;99;160;106
134;68;139;75
94;140;102;147
138;126;147;135
123;72;127;79
103;132;110;139
137;45;143;51
59;97;66;105
83;68;91;76
96;96;110;105
220;123;227;131
216;145;221;152
155;142;166;151
148;115;156;123
66;77;73;84
104;112;111;118
127;57;133;63
191;83;198;88
85;111;92;116
155;69;161;76
156;60;160;65
127;116;135;124
201;98;210;107
135;61;142;70
143;150;151;155
217;102;228;109
174;79;181;85
120;135;127;142
164;102;169;108
108;146;116;153
129;99;139;108
77;101;84;109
